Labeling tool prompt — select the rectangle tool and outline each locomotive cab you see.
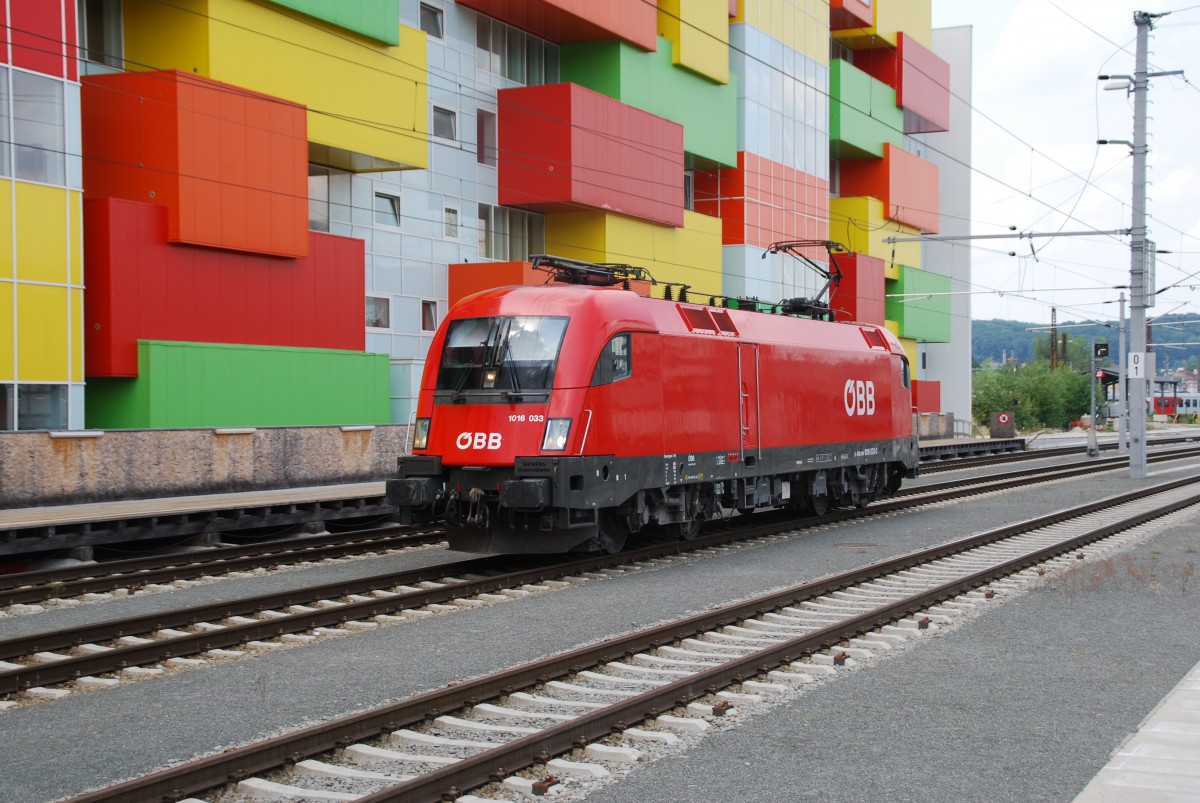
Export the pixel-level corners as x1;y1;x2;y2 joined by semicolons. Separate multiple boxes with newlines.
389;289;630;554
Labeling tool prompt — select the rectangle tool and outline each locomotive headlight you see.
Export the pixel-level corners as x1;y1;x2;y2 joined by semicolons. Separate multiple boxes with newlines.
413;418;431;451
483;369;497;388
541;418;571;451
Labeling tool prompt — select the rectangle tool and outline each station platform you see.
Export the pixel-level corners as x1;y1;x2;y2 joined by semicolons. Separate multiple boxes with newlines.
1074;659;1200;801
0;482;391;558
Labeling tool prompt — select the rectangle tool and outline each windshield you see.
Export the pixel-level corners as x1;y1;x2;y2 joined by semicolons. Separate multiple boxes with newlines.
436;316;568;396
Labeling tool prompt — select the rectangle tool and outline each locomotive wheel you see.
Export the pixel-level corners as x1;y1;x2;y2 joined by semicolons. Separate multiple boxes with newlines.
595;512;629;554
809;494;830;516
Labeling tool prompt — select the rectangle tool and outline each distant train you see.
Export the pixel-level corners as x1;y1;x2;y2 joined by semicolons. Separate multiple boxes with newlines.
1151;392;1200;417
387;252;920;554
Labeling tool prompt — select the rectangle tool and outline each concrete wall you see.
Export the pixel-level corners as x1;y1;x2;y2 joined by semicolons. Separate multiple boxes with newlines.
0;425;411;509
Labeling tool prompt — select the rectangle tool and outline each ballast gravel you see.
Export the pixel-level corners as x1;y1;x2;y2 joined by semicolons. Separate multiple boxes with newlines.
1;455;1198;803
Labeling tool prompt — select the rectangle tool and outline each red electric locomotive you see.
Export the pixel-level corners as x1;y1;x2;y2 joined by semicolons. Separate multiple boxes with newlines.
388;252;919;554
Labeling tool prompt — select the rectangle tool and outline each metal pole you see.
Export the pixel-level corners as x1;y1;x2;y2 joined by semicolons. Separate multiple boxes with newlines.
1127;11;1154;479
1089;337;1099;456
1118;292;1128;455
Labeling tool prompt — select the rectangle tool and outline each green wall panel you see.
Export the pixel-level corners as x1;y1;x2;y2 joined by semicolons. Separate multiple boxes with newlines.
561;37;738;168
267;0;399;44
885;267;951;343
86;341;390;429
830;59;905;160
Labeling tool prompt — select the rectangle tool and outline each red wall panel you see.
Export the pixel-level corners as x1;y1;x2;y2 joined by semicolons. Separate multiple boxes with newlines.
499;83;685;227
838;144;939;234
693;152;829;247
84;198;365;378
912;379;941;414
898;34;950;134
850;35;950;134
830;0;872;30
832;253;885;326
9;0;67;78
82;70;309;258
456;0;656;50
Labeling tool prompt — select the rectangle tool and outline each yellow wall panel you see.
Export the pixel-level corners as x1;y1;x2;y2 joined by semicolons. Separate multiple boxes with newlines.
658;0;729;84
17;284;69;381
877;0;931;50
123;0;428;171
15;183;68;284
124;0;211;75
71;288;84;383
547;210;723;292
0;282;12;381
829;196;921;278
899;335;918;368
69;191;83;286
0;180;12;280
832;0;931;50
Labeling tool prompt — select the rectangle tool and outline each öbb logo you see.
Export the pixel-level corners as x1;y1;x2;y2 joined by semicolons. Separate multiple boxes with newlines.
843;379;876;416
456;432;502;450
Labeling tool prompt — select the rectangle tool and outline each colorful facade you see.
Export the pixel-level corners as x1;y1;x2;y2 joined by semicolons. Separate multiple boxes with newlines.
0;1;84;430
3;0;961;431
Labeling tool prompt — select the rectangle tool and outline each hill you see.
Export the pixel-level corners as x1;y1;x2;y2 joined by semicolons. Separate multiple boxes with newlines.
973;314;1200;371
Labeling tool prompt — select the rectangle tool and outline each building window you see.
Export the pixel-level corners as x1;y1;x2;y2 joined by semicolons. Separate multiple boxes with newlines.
80;0;124;72
684;170;694;211
444;206;459;238
12;71;66;185
419;3;443;39
0;385;12;430
477;109;496;166
433;106;456;141
374;192;401;227
0;68;9;178
16;385;67;430
478;203;545;261
308;164;330;232
476;14;558;85
421;300;438;332
366;296;391;329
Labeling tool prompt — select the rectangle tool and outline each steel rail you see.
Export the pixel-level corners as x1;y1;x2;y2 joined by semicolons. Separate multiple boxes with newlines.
0;529;444;606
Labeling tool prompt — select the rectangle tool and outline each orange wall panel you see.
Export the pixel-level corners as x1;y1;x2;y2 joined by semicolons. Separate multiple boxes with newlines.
693;152;829;247
82;70;308;258
449;262;543;307
839;144;939;234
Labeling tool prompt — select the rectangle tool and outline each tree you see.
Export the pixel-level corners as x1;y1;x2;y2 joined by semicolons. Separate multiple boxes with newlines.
972;360;1092;430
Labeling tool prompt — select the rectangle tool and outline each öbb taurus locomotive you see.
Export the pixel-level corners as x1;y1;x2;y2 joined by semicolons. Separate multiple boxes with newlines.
387;252;920;554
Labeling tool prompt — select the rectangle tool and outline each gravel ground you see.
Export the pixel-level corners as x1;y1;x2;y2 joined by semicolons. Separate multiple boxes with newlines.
1;452;1197;803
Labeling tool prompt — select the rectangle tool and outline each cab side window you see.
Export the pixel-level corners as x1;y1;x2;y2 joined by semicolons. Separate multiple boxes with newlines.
591;334;631;385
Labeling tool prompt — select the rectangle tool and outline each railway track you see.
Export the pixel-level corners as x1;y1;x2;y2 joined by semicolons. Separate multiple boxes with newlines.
6;446;1198;706
0;526;444;608
62;473;1200;803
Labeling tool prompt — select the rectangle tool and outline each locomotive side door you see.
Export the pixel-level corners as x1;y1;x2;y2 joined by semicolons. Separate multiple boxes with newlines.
737;343;760;462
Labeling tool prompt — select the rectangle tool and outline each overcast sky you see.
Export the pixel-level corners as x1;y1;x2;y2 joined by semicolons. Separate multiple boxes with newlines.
929;0;1200;325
